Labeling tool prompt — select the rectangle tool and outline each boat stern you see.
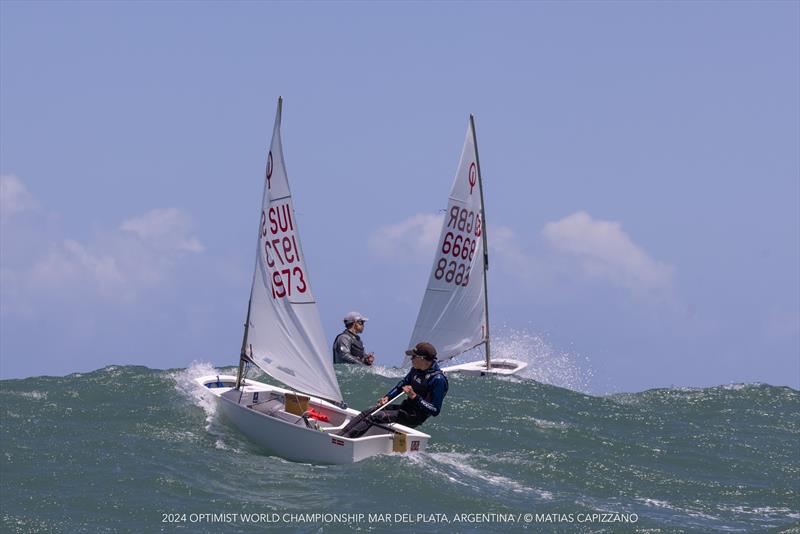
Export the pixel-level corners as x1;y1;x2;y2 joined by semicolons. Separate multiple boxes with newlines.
346;424;430;463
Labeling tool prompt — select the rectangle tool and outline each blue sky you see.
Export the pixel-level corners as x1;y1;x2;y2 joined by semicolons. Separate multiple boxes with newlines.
1;1;798;392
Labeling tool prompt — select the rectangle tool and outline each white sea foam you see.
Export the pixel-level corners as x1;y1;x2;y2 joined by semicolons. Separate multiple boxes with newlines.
445;326;595;393
721;383;748;391
530;417;571;430
404;451;553;500
146;425;202;444
170;361;261;454
716;504;800;520
367;365;406;379
719;383;766;392
213;439;243;454
639;498;673;509
636;497;721;521
171;361;222;426
1;390;48;400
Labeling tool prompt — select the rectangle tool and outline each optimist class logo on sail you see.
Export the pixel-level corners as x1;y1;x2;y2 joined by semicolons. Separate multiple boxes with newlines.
260;203;308;299
468;163;477;195
266;152;274;190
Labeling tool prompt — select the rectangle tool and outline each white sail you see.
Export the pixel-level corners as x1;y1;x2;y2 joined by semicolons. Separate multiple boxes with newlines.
407;119;488;364
244;98;342;402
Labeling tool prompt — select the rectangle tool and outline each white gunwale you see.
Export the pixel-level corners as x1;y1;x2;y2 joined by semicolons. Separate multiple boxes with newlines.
441;358;528;377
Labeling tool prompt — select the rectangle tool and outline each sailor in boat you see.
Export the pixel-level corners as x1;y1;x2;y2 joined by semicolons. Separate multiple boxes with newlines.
332;311;375;365
339;342;448;438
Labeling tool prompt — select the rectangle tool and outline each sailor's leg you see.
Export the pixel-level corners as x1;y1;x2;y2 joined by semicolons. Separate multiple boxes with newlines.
337;405;378;436
341;406;401;438
394;409;428;429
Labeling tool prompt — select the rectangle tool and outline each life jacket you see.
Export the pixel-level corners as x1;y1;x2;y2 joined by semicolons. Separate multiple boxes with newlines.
332;329;366;364
408;365;449;403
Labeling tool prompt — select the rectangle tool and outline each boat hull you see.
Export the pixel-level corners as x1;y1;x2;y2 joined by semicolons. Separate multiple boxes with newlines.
195;375;430;464
441;358;528;376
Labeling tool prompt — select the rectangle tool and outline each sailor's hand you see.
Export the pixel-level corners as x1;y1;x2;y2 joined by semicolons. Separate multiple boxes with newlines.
402;385;417;399
377;396;389;406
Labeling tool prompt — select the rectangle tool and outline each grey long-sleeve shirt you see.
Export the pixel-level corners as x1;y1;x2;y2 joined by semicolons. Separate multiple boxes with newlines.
332;329;369;365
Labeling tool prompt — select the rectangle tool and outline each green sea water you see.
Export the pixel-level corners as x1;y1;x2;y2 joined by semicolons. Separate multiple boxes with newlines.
1;363;798;533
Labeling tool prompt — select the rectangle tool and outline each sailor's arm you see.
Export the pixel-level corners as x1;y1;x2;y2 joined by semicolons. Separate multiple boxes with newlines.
381;372;413;403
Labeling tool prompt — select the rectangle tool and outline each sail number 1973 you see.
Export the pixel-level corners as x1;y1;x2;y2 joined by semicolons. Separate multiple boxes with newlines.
261;203;308;299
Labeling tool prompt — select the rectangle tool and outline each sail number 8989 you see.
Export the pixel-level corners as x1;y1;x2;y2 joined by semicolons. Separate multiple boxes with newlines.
441;231;476;261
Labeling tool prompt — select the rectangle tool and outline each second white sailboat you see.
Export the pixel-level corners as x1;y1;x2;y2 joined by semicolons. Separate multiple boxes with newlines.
406;116;527;377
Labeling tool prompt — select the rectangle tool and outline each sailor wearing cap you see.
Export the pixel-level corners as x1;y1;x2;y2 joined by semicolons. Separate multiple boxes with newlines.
332;311;375;365
339;342;449;438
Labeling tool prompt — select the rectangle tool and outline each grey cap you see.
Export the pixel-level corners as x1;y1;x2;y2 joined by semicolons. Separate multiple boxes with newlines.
343;311;369;325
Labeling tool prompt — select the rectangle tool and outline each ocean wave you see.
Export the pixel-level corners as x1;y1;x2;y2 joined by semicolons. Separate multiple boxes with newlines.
2;363;797;533
607;382;799;407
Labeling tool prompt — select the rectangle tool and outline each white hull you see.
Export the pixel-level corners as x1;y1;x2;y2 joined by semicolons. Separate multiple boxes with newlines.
442;358;527;376
195;375;430;464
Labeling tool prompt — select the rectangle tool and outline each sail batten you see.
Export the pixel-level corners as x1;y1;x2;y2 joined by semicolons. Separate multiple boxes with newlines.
407;119;488;364
243;99;342;402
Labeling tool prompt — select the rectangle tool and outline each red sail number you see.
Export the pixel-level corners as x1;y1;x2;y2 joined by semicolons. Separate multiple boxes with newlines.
261;203;307;299
434;258;471;287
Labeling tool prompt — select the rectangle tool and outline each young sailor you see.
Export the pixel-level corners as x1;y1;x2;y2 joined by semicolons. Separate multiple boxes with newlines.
340;342;448;438
332;311;375;365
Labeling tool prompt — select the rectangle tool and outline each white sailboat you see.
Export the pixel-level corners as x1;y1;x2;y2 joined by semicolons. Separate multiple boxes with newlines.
406;116;527;377
195;98;429;464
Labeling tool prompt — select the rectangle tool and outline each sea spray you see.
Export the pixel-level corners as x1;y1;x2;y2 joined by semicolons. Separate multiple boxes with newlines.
444;326;596;393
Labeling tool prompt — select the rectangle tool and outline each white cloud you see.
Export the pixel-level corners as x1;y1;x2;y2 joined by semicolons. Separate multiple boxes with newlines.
1;177;205;309
120;208;205;253
368;213;443;264
27;210;205;301
1;174;39;218
542;211;673;293
488;224;566;293
365;210;673;302
30;239;127;299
